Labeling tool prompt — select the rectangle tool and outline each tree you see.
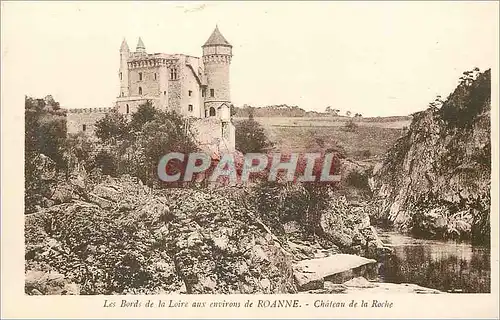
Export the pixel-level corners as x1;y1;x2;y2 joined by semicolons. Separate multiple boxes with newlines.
25;96;67;168
230;104;237;117
25;95;67;212
125;110;199;186
235;119;272;154
95;109;129;142
346;110;352;117
130;101;157;131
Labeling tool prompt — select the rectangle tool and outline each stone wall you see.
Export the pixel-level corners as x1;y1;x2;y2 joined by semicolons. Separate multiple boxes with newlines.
66;107;113;136
190;117;236;155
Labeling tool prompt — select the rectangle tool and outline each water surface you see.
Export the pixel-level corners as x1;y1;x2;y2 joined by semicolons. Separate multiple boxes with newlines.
374;229;491;293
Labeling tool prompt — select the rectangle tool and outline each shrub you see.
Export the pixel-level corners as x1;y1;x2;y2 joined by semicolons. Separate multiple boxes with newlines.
93;150;118;177
346;171;370;190
342;120;358;132
235;119;273;153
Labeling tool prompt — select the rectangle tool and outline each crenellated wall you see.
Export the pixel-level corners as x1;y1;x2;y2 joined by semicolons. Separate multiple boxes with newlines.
65;107;113;136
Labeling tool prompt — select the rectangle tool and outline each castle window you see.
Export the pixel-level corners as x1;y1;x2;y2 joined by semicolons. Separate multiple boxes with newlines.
188;104;193;112
209;107;216;117
170;68;178;80
188;90;192;97
164;91;166;95
120;72;122;80
202;88;206;97
210;89;214;97
126;104;129;114
139;72;143;81
154;73;157;80
82;124;87;132
139;87;142;95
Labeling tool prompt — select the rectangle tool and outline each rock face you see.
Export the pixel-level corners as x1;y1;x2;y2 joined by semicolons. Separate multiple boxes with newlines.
372;69;491;244
25;175;297;295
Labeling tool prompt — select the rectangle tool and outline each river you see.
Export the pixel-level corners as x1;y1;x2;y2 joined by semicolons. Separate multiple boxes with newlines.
371;228;491;293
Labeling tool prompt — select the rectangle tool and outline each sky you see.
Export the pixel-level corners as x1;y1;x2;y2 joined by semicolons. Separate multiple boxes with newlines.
2;1;498;116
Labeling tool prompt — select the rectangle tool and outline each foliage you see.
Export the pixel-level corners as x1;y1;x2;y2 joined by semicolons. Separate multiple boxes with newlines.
93;150;118;177
25;96;67;212
440;69;491;129
235;118;273;153
346;171;370;190
95;110;129;142
342;120;358;132
130;110;199;186
129;101;157;131
251;181;333;238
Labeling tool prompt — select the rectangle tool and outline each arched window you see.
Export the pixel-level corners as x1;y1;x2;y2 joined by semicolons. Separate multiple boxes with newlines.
138;87;142;95
139;72;143;81
126;104;129;114
209;107;216;117
120;72;122;80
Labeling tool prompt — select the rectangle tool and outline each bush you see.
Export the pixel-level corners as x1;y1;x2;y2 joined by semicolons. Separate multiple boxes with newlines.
346;171;370;190
93;150;118;177
235;119;273;153
251;181;332;237
342;120;358;132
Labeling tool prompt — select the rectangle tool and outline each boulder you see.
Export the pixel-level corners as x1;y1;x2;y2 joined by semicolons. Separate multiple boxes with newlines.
293;254;376;291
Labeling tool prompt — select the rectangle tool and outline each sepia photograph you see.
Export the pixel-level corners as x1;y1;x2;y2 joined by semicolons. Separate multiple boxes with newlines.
1;1;499;318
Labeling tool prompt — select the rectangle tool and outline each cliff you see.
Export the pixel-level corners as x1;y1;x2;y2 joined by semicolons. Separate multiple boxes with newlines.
371;69;491;244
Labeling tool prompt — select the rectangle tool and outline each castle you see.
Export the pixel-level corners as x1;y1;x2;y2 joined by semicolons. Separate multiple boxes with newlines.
66;26;236;154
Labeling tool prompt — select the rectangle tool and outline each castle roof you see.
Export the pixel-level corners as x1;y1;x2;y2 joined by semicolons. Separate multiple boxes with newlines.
136;37;146;51
120;38;129;51
203;26;232;47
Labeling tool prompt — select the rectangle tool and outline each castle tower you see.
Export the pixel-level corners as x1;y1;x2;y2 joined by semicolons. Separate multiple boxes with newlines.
119;38;130;97
202;26;232;118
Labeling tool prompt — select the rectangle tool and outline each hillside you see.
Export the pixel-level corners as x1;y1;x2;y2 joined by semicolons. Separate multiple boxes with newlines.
234;116;410;160
371;69;491;244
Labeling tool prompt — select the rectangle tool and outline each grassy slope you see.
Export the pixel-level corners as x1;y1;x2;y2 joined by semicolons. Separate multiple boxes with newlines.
235;116;409;160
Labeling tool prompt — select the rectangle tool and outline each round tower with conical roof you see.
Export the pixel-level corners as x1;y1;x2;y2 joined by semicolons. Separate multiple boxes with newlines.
202;26;232;117
119;38;130;97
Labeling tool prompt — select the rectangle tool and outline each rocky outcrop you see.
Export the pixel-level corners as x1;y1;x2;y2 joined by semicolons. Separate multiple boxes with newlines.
318;196;392;259
371;69;491;244
25;175;297;295
293;254;376;291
